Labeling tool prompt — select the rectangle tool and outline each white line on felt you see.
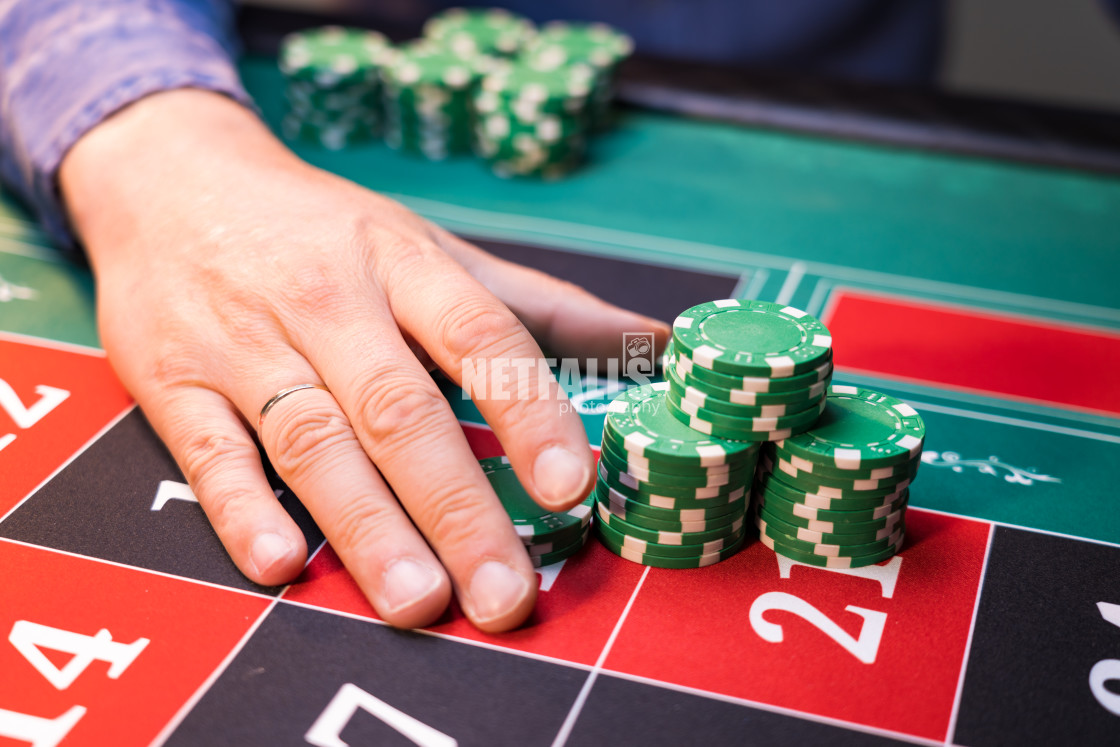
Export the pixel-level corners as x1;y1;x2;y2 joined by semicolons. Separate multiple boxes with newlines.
0;329;105;354
0;405;133;525
729;271;751;298
834;367;1120;431
805;278;832;316
901;398;1120;445
774;261;807;305
551;566;651;747
741;268;771;300
595;667;941;745
393;195;1120;325
150;598;281;746
944;523;995;744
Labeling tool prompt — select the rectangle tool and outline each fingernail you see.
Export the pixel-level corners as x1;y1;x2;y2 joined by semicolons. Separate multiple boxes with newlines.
468;561;531;624
382;558;442;614
534;446;590;508
250;532;294;577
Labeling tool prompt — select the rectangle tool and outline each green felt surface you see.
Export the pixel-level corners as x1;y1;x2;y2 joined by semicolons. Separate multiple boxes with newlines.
1;57;1118;545
242;57;1120;311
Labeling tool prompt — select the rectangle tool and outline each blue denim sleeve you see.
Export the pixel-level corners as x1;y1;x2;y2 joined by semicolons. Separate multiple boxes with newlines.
0;0;253;247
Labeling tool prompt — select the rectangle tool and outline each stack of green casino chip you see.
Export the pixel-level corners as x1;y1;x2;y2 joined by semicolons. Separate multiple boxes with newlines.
593;382;761;568
751;385;927;569
480;456;593;567
380;41;499;160
472;61;596;177
522;21;634;130
666;300;834;441
423;7;536;58
278;26;393;150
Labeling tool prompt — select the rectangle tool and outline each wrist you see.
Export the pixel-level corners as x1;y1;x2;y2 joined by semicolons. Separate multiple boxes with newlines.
59;89;300;262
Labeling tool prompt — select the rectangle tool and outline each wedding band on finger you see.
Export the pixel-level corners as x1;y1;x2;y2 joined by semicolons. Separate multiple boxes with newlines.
258;384;331;432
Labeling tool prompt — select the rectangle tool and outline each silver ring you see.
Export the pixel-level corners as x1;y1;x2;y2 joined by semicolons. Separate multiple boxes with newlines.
258;384;330;431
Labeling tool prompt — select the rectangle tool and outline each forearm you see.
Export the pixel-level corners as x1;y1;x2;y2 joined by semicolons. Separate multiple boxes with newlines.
0;0;250;247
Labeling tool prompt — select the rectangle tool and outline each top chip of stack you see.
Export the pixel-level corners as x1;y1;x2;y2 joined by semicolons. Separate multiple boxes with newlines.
522;22;634;130
751;385;926;569
525;22;633;69
279;26;393;149
593;382;761;568
666;300;833;441
473;61;597;177
423;7;536;58
481;456;593;567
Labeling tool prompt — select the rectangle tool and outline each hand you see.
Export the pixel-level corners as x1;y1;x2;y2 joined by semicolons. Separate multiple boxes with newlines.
60;90;668;632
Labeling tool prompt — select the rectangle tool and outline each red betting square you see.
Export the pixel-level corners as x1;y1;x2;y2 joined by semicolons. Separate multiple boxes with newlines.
604;509;990;741
822;290;1120;416
0;335;133;516
283;539;644;666
284;422;644;665
0;540;271;746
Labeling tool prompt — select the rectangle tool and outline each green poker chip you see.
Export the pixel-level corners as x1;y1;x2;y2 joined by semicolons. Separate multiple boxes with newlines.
672;300;833;377
530;527;589;567
767;442;919;481
664;391;821;442
596;510;746;558
598;462;748;507
666;352;829;408
669;381;827;421
755;501;904;544
755;514;905;559
480;456;592;543
597;447;751;490
479;60;597;105
381;42;495;89
756;524;904;569
775;386;927;470
525;21;634;70
423;7;536;57
279;26;392;85
668;340;834;393
595;500;745;546
756;469;910;510
595;484;746;534
596;523;746;569
521;21;633;132
765;454;916;493
598;434;736;476
753;481;909;525
596;480;746;521
281;114;377;149
603;383;758;466
596;499;745;537
760;460;911;501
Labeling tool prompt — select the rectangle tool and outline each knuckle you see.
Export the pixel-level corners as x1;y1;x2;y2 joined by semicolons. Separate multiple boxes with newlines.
147;341;207;389
487;387;553;431
283;263;350;318
373;233;440;287
173;427;263;531
269;404;353;479
328;497;400;556
177;426;255;489
352;377;449;446
438;298;523;361
416;481;492;549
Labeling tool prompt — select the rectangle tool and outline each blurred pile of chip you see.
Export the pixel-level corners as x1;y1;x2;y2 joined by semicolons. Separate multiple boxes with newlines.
277;8;634;177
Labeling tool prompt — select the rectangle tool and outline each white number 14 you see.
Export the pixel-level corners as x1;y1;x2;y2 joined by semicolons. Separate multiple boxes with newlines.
0;621;148;747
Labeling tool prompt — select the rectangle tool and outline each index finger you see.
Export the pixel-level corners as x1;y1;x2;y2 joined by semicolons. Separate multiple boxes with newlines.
383;248;597;514
285;295;540;632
